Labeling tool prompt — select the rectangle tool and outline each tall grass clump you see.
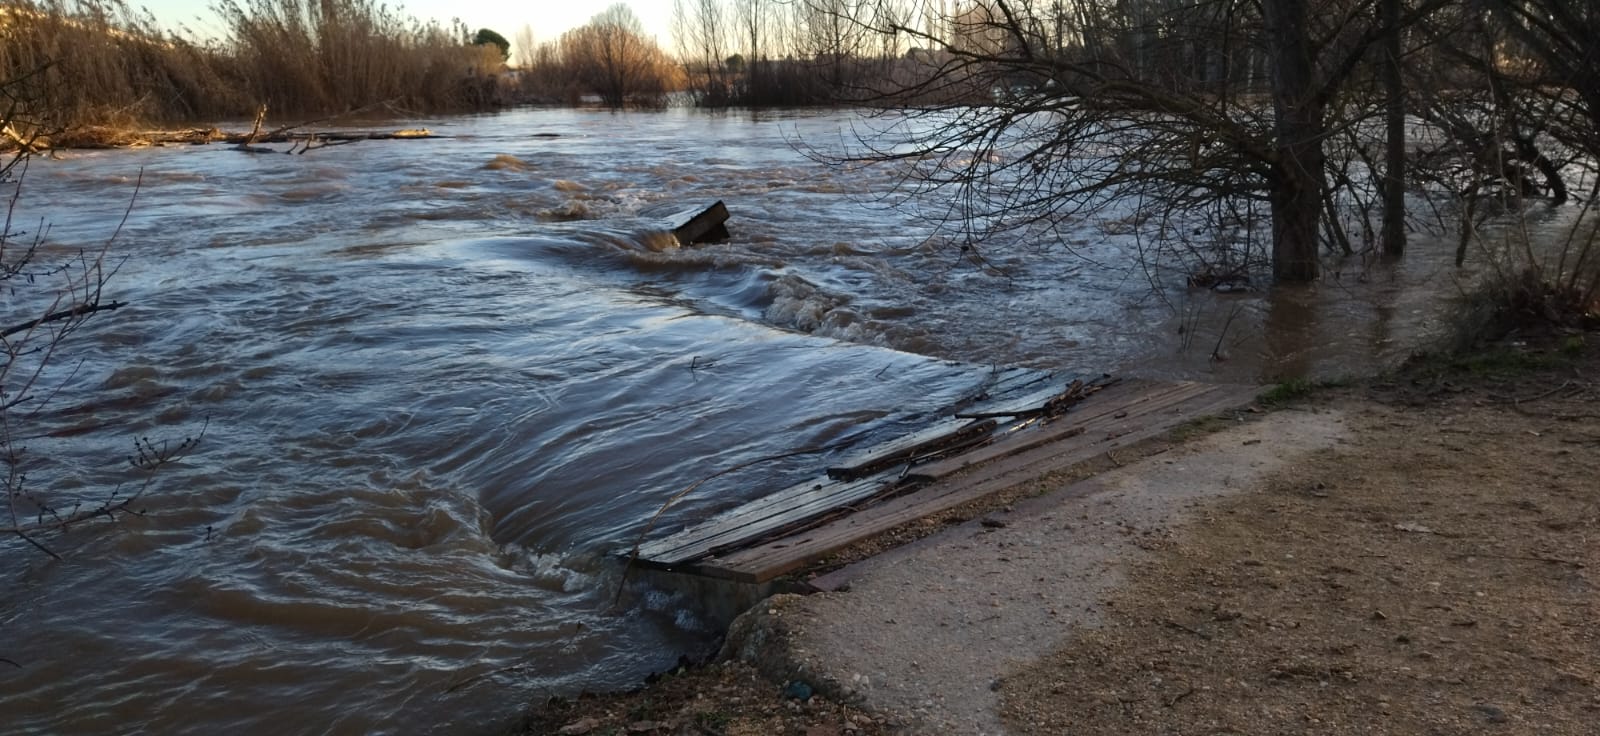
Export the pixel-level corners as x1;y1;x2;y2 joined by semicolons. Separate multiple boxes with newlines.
0;0;245;130
214;0;503;116
0;0;503;137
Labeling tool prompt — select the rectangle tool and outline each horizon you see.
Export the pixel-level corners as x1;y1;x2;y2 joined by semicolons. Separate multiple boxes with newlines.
133;0;678;63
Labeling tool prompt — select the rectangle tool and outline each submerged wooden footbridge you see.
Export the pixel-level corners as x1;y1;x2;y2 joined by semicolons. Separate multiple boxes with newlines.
626;369;1260;585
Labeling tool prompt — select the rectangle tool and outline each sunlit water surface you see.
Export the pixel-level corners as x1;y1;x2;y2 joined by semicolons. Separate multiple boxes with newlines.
0;108;1495;734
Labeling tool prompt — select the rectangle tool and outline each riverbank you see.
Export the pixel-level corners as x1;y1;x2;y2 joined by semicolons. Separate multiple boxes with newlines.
518;327;1599;735
4;122;440;153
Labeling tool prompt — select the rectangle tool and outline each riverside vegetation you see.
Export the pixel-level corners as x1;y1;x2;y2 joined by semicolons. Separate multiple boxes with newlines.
0;0;507;138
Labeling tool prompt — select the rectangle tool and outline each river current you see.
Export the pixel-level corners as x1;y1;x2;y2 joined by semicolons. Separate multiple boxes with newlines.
1;108;1471;734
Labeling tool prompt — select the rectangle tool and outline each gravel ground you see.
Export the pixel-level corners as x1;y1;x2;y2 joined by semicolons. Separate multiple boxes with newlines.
720;407;1350;734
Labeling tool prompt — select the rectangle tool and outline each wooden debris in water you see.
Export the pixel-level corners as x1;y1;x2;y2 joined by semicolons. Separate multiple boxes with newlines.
641;200;732;245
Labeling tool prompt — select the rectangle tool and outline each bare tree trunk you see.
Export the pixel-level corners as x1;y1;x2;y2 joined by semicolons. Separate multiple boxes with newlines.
1264;0;1323;282
1380;0;1407;257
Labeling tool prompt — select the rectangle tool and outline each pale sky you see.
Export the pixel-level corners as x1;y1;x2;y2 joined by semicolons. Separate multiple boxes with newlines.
135;0;677;62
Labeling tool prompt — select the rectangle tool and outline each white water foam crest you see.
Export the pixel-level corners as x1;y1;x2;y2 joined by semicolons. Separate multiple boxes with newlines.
763;272;851;333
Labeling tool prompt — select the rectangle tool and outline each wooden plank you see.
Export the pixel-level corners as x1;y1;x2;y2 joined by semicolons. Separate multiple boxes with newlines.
694;383;1257;582
825;417;997;481
968;384;1260;484
954;375;1119;419
654;383;1181;571
634;475;887;566
955;383;1078;418
634;378;1058;568
634;375;1059;568
656;381;1186;574
909;380;1209;481
962;367;1056;404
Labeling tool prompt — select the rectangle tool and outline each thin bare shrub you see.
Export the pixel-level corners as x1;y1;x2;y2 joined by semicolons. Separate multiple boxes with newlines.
1417;0;1600;329
0;83;200;557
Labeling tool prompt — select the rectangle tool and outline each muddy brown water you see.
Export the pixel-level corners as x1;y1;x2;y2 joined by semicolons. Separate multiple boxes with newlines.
0;108;1516;734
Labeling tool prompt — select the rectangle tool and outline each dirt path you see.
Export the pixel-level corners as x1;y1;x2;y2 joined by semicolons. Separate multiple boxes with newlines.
720;408;1349;734
520;340;1599;736
997;374;1600;734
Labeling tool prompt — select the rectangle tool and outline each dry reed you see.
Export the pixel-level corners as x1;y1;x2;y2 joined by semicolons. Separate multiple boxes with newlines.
0;0;503;137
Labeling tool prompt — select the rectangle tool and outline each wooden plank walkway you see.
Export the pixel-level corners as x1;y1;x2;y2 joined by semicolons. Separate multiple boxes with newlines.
824;417;997;481
628;377;1259;582
629;369;1063;569
908;379;1211;481
633;475;890;566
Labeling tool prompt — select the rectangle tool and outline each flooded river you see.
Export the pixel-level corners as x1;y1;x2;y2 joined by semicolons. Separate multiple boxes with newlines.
1;108;1475;734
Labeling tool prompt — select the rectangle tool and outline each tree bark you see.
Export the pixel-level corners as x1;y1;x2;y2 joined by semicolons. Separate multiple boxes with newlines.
1264;0;1323;282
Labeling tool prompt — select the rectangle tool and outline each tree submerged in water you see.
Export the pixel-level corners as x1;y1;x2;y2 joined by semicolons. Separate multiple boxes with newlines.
777;0;1600;294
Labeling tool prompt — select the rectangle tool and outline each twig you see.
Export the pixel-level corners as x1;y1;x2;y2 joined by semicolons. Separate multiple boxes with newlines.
1162;619;1213;640
1211;303;1243;361
256;99;396;141
1488;379;1576;405
0;300;125;338
245;104;267;145
10;529;59;559
445;658;531;694
1451;552;1585;569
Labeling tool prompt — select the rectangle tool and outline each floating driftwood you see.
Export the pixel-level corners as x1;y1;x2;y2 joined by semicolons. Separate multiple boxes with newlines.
1;101;450;154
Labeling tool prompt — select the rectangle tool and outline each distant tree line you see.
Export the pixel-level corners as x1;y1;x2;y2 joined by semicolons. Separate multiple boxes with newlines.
514;4;684;106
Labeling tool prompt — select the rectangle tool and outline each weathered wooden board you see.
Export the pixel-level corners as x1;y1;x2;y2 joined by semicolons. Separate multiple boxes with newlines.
954;383;1079;418
825;417;997;481
909;380;1213;481
959;366;1056;405
692;382;1258;582
632;373;1075;570
632;475;889;568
